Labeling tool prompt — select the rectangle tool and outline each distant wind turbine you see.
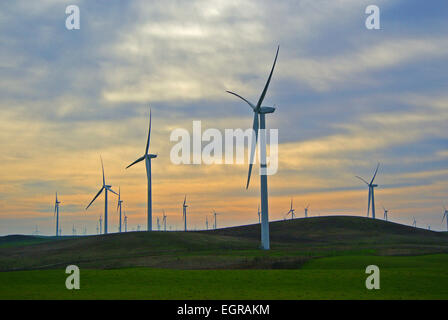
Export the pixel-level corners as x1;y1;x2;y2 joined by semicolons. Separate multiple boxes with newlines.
206;216;209;230
54;192;61;236
117;187;123;233
442;206;448;231
382;205;389;221
213;210;219;230
99;215;103;234
72;224;76;236
304;204;310;218
86;157;118;234
124;213;128;232
126;108;157;232
157;217;161;231
96;223;99;235
182;196;188;231
356;163;380;219
227;46;279;250
285;199;295;220
162;210;167;231
412;217;417;228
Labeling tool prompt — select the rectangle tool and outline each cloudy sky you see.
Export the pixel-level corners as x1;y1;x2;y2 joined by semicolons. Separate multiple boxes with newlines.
1;0;447;235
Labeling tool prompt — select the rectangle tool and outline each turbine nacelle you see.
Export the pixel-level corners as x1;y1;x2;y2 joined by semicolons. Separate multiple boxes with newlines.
259;106;276;114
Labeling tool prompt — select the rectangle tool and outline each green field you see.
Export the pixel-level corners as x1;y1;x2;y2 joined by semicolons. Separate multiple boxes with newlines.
0;216;447;299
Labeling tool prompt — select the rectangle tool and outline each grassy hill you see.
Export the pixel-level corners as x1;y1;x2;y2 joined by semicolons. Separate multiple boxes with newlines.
1;216;447;272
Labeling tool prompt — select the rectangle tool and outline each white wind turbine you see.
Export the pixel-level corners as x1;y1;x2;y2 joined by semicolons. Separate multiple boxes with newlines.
441;206;448;231
412;217;417;228
206;216;209;230
54;192;61;237
182;196;188;231
124;213;128;232
162;209;167;231
227;46;279;250
356;163;380;219
304;204;310;218
157;217;161;231
382;205;389;221
117;188;123;233
285;199;295;220
213;210;219;230
126;108;157;231
86;157;118;234
99;215;103;234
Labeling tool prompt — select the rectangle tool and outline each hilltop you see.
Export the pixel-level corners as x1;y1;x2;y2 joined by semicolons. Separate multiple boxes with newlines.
1;216;447;271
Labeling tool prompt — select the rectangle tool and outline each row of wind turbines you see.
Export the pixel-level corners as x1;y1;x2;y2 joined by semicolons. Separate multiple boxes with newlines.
50;45;447;250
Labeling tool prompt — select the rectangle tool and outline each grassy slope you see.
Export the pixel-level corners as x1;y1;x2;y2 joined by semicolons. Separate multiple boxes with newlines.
1;216;447;271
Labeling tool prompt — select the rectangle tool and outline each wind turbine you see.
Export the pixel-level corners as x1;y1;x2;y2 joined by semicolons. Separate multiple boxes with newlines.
285;199;295;220
304;204;310;218
227;46;279;250
54;192;61;236
72;225;76;236
213;210;219;230
442;206;448;231
356;163;380;219
182;196;188;231
99;215;103;234
382;206;389;221
412;217;417;228
206;216;209;230
157;217;161;231
117;187;123;233
86;157;118;234
124;213;128;232
96;223;99;235
126;108;157;231
162;210;167;231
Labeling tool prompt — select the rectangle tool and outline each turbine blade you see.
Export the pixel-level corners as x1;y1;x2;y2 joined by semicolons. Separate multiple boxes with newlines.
355;176;369;185
370;162;380;184
126;155;146;169
145;108;151;155
226;91;256;110
86;187;104;210
246;112;259;189
256;45;279;109
107;187;118;196
100;156;105;186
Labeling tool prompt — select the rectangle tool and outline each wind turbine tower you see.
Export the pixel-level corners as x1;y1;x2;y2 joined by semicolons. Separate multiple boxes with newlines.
117;188;123;233
356;163;380;219
126;108;157;231
227;46;279;250
162;210;167;231
182;196;188;231
213;210;218;230
54;192;61;236
124;214;128;232
86;157;118;234
206;216;209;230
304;204;310;218
412;217;417;228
